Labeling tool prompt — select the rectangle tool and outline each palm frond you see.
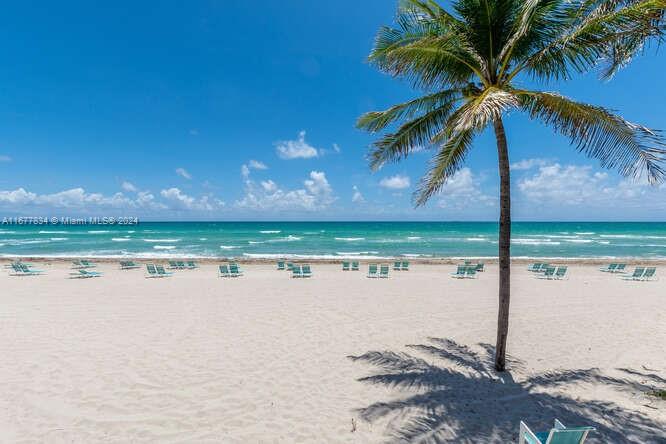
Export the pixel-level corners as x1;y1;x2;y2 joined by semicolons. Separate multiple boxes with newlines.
356;89;462;133
517;90;666;182
450;86;518;133
414;126;476;206
367;97;461;170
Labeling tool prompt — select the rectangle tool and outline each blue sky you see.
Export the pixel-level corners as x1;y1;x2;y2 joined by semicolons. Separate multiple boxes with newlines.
0;1;664;221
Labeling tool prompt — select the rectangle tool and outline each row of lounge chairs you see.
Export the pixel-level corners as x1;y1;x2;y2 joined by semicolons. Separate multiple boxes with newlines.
168;260;199;270
621;266;657;281
527;263;568;280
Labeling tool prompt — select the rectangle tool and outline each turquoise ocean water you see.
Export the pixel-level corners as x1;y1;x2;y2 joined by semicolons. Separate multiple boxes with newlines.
2;222;666;259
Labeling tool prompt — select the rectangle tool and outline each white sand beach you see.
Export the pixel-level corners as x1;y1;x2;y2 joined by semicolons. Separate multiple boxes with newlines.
1;261;664;443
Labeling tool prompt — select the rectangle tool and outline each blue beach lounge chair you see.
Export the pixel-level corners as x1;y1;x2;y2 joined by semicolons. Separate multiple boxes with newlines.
519;419;594;444
342;261;350;271
367;264;378;278
277;261;285;270
351;261;359;271
393;261;402;271
380;264;390;278
70;269;102;279
292;265;303;278
401;261;410;271
302;264;312;278
621;267;645;281
451;265;468;279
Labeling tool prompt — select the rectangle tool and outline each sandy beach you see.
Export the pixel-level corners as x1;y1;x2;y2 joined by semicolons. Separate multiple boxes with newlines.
1;261;664;443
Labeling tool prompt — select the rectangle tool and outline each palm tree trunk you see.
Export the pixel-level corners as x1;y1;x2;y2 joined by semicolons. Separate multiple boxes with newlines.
493;116;511;372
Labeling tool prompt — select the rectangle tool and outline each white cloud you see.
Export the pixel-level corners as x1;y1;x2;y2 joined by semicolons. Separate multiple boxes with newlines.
511;158;551;171
0;186;226;214
237;169;335;211
275;131;319;159
332;143;341;153
160;187;224;211
352;185;364;203
0;155;11;162
518;163;609;205
437;168;495;209
248;159;268;170
175;167;192;180
380;174;411;190
121;181;137;192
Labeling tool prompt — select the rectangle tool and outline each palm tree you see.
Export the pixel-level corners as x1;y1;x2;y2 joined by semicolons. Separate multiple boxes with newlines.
357;0;666;371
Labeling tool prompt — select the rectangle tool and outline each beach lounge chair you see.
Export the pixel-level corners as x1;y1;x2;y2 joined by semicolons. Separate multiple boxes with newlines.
451;265;469;279
119;261;140;270
641;267;656;281
538;267;556;279
229;263;243;276
155;265;173;277
367;264;378;278
402;261;410;271
519;419;594;444
475;262;484;272
292;265;303;278
168;260;181;270
219;264;231;277
70;269;102;279
186;261;198;269
342;261;350;271
553;266;568;280
9;263;43;276
393;261;402;271
302;264;312;278
351;261;359;271
527;263;545;272
380;264;389;278
72;260;95;269
287;262;295;271
146;264;172;278
599;263;617;272
277;261;285;270
613;263;626;273
465;266;477;278
176;261;187;269
621;267;645;281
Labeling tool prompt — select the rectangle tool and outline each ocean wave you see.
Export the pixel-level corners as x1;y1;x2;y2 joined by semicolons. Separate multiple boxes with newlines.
111;238;131;242
406;236;422;240
199;238;208;241
142;238;180;243
565;239;593;243
260;230;281;234
153;245;176;250
512;238;561;245
39;230;68;234
335;251;380;255
575;232;595;235
335;237;365;241
401;253;433;258
50;237;68;241
219;245;239;250
267;235;302;243
248;241;265;244
466;237;488;242
88;230;110;234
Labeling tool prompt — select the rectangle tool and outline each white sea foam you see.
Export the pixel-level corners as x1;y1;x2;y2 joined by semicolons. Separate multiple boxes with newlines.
466;237;487;242
50;237;68;241
512;238;561;245
87;230;110;234
112;238;131;242
248;241;265;244
39;230;68;234
267;235;302;243
220;245;239;250
243;253;388;260
575;232;595;235
406;236;422;240
153;245;176;250
334;237;365;242
260;230;281;234
143;238;180;243
199;238;208;241
565;239;593;243
335;251;380;256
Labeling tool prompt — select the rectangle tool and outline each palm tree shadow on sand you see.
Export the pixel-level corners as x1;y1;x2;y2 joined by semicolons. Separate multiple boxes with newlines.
349;338;665;443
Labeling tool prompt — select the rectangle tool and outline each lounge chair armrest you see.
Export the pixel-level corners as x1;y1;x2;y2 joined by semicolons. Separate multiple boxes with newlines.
554;419;565;430
519;421;541;444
